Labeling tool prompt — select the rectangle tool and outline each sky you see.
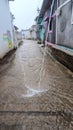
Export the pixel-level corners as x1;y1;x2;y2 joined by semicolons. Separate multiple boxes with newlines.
9;0;43;30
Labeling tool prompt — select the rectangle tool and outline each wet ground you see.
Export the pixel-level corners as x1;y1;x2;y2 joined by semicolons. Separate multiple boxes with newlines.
0;40;73;130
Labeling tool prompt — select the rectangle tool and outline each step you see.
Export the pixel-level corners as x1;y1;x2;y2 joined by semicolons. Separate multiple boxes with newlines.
46;42;73;72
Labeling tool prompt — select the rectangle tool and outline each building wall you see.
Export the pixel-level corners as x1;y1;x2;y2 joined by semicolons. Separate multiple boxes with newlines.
0;0;14;58
24;30;31;39
37;17;43;41
22;30;25;39
16;31;22;41
30;25;37;40
46;0;57;44
56;0;73;48
32;31;37;40
30;31;37;40
12;26;18;48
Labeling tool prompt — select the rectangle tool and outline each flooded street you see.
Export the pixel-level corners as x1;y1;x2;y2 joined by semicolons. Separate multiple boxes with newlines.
0;40;73;129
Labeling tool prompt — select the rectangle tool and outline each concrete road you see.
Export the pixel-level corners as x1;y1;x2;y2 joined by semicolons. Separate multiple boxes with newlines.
0;40;73;130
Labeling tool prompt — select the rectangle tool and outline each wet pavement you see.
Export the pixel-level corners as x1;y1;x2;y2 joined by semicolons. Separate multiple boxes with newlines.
0;40;73;130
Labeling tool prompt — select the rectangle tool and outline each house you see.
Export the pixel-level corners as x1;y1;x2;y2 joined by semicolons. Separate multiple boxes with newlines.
21;30;25;39
36;0;52;44
30;25;37;40
37;0;57;45
14;26;22;43
38;0;73;71
22;25;37;40
39;0;73;49
0;0;15;59
21;29;31;40
35;16;43;42
47;0;57;44
11;14;18;48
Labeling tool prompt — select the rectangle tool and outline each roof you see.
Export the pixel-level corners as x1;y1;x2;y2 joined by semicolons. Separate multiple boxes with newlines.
14;26;19;30
39;0;52;18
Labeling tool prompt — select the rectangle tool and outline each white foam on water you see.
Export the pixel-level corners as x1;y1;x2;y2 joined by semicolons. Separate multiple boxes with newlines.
22;85;48;98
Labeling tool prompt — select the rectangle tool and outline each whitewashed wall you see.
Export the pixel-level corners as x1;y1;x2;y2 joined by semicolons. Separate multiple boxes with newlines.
24;30;31;39
0;0;14;58
15;31;22;42
12;26;18;48
30;31;37;40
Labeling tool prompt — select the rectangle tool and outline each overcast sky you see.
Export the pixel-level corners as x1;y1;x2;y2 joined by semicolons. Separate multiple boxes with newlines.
9;0;43;30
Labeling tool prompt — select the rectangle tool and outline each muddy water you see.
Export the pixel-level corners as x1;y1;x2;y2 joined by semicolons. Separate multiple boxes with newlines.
0;40;73;129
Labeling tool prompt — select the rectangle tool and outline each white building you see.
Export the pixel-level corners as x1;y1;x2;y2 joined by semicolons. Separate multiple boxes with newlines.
0;0;15;59
30;25;37;40
22;29;31;39
22;25;37;40
14;26;22;43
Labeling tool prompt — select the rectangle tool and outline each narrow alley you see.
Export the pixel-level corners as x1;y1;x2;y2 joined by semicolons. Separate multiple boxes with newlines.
0;40;73;129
